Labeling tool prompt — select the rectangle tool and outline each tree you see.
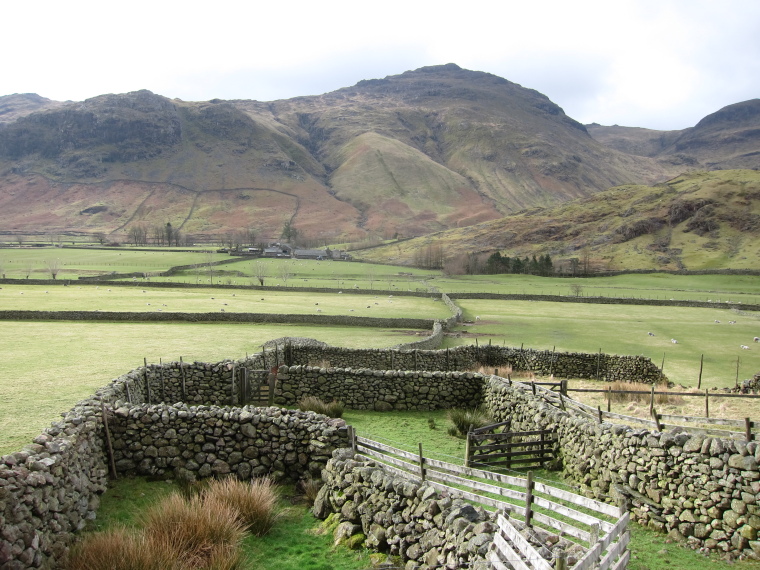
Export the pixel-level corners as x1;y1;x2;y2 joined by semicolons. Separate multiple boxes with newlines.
94;232;107;245
0;258;5;279
570;282;584;296
281;221;298;244
280;261;293;286
165;223;174;247
46;259;62;280
205;251;216;285
254;261;268;286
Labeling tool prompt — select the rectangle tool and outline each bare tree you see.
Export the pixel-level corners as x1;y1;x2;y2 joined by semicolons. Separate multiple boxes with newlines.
46;259;62;280
280;261;293;286
569;282;584;297
254;261;268;286
205;251;216;285
94;232;107;245
0;258;5;279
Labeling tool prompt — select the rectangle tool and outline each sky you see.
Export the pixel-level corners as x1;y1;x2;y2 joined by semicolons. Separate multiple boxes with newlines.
2;0;758;131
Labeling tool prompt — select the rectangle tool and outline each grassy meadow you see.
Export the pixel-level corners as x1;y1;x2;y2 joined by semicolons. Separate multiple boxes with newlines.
448;299;760;389
0;283;450;319
0;321;427;455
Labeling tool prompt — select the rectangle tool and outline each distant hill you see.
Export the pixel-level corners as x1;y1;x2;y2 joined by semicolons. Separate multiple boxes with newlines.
0;66;757;247
355;170;760;272
587;99;760;171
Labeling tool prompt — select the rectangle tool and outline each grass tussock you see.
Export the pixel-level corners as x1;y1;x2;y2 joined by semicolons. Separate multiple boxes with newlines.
447;407;493;437
140;492;246;564
298;395;345;418
297;476;323;506
64;527;175;570
203;477;281;536
474;364;535;381
607;381;683;405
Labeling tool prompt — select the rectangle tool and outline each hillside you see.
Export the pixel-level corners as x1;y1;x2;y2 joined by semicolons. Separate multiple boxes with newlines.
588;99;760;171
354;170;760;272
0;65;679;243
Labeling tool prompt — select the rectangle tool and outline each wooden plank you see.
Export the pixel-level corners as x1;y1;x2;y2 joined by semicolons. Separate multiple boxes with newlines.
497;515;553;570
474;442;554;454
572;542;602;570
598;513;629;552
532;482;621;517
531;511;590;543
423;456;528;487
655;413;744;427
487;549;511;570
357;446;419;476
491;535;531;570
598;531;630;570
532;496;613;532
425;467;526;503
356;437;420;462
425;479;526;515
472;419;512;433
609;549;630;570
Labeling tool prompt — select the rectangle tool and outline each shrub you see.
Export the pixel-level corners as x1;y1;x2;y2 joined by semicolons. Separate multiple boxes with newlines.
447;407;492;437
298;395;344;418
202;477;281;537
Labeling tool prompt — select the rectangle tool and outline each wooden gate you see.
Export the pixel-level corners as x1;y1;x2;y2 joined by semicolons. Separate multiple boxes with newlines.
466;421;557;470
240;369;274;406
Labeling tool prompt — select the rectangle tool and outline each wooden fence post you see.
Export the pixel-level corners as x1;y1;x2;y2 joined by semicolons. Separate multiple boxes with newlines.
597;406;603;424
549;345;556;376
554;550;567;570
705;389;710;418
525;471;535;528
660;352;665;374
464;429;471;467
159;359;165;402
144;357;151;404
736;356;740;388
589;522;600;546
418;443;426;482
180;356;187;401
561;379;567;396
746;418;753;442
100;401;117;479
698;354;704;389
649;384;655;413
231;363;236;406
596;349;601;381
607;385;611;413
651;407;662;431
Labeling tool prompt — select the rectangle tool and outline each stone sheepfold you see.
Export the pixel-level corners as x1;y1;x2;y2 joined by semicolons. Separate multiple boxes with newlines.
0;343;755;568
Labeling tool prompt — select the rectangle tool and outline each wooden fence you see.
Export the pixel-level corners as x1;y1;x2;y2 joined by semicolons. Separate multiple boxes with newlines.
518;380;760;442
466;421;557;470
348;431;629;570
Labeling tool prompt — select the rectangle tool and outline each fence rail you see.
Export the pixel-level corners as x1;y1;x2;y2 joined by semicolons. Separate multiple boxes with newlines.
517;379;759;442
350;433;629;570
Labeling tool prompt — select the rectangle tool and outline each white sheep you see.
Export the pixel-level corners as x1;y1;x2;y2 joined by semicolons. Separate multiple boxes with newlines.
714;320;721;323
671;339;678;344
475;316;481;321
754;337;759;342
741;345;750;350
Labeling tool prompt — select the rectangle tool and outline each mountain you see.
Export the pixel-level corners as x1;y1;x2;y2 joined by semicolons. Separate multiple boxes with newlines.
587;99;760;171
0;66;757;246
0;93;66;125
355;169;760;271
0;65;676;243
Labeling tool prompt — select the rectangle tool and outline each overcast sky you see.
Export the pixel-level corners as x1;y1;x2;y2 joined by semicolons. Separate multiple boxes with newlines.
2;0;758;131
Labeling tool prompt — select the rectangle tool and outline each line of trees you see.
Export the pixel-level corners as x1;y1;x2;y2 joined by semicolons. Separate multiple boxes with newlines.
483;251;554;276
127;223;193;247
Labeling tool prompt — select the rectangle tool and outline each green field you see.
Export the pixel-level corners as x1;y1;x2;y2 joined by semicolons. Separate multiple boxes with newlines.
446;299;760;389
0;321;427;456
0;283;450;319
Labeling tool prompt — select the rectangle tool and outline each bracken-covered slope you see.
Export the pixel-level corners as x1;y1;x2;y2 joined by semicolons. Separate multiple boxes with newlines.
356;170;760;271
0;64;679;242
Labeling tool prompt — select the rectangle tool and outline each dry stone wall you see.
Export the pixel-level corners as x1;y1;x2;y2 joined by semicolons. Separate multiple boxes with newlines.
313;448;494;570
274;365;485;411
482;376;760;559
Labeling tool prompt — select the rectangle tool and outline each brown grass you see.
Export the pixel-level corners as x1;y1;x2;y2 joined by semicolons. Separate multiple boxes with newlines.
202;477;281;536
474;364;536;381
297;395;345;418
64;527;173;570
606;380;683;405
297;476;323;506
140;493;246;567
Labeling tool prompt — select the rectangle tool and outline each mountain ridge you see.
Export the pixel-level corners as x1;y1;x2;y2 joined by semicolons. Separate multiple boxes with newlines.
0;65;757;248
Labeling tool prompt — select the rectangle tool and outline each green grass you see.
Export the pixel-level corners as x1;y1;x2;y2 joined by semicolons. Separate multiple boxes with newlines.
89;477;371;570
0;321;427;455
0;248;224;279
0;283;450;319
447;299;760;389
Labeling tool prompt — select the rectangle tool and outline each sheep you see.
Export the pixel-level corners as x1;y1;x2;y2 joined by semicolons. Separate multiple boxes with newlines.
741;345;750;350
648;332;655;336
475;316;481;321
671;339;678;344
754;337;760;343
729;320;736;324
715;320;721;323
